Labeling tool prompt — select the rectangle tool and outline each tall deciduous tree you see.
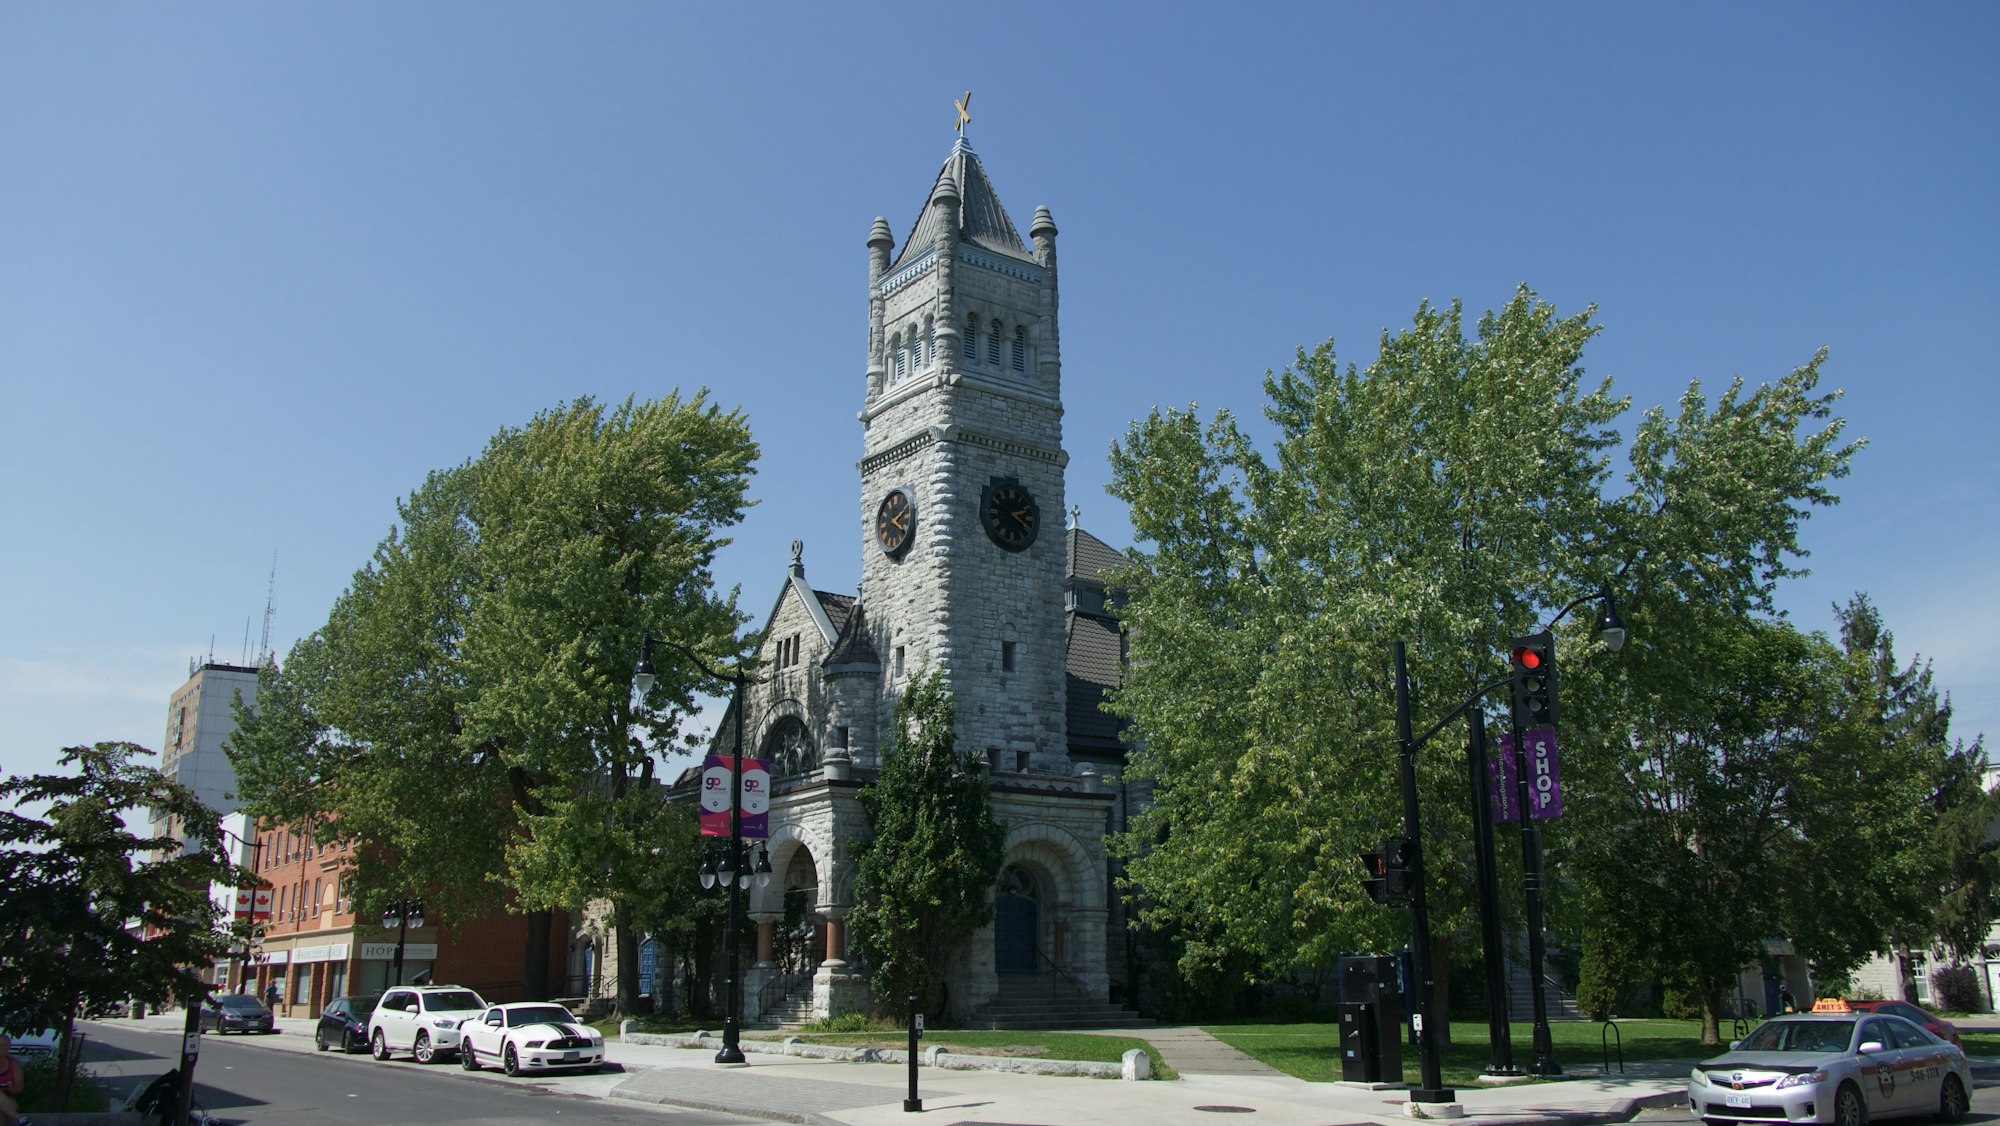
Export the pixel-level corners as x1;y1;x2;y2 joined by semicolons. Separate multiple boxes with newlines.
0;743;252;1104
1104;286;1857;1026
230;394;756;1008
848;670;1006;1018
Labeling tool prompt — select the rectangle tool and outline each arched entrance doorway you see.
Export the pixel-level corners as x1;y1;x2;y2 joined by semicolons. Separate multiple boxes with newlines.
780;849;825;972
994;865;1039;975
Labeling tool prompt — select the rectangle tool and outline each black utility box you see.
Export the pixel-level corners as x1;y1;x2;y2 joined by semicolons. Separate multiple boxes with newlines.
1338;956;1405;1083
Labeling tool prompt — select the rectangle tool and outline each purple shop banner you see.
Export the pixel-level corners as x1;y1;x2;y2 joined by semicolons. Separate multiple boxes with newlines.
1489;727;1563;823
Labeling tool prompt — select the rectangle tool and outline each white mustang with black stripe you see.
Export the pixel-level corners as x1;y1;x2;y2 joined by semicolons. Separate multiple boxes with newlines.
459;1002;606;1076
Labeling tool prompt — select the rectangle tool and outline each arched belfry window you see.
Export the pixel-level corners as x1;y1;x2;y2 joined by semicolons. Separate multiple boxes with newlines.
987;319;1003;366
891;332;906;382
924;316;936;366
1012;325;1027;372
963;312;978;361
763;715;818;777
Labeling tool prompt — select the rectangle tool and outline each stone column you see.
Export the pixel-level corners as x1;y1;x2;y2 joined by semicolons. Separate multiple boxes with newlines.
745;911;782;1019
813;906;869;1020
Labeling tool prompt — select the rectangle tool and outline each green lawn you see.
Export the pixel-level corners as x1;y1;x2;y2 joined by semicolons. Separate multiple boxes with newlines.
1206;1018;1718;1086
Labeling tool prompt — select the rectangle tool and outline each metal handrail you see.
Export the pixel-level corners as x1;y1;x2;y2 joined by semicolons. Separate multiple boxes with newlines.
1600;1020;1624;1073
1034;946;1086;1002
756;968;816;1020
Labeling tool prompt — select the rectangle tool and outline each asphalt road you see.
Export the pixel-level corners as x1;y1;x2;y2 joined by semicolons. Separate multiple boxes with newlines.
76;1021;773;1126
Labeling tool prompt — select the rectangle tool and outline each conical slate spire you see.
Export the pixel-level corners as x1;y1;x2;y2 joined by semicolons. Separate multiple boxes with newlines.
894;137;1031;267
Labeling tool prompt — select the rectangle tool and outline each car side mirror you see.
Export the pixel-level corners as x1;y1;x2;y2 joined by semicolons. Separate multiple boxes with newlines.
1859;1041;1885;1055
1728;1040;1741;1050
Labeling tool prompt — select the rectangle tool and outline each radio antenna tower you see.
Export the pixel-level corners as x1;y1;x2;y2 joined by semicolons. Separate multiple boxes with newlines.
257;551;278;665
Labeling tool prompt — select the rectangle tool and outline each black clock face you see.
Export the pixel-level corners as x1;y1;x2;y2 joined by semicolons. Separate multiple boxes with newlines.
981;481;1039;551
876;489;914;557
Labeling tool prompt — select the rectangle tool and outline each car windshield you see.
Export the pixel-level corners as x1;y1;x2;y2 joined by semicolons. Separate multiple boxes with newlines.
421;991;484;1012
507;1006;578;1027
1739;1020;1854;1053
217;996;265;1011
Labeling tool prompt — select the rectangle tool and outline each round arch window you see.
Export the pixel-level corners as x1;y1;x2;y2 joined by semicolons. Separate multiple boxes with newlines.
763;716;817;777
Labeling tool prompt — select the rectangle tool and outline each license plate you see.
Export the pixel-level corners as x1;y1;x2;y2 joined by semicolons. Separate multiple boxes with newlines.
1726;1095;1752;1108
563;1051;578;1061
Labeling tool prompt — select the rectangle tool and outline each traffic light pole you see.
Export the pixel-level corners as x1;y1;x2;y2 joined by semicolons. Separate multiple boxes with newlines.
1392;642;1453;1104
1508;703;1561;1076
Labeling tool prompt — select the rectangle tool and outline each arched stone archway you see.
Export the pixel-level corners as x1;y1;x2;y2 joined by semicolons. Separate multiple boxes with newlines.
994;864;1041;975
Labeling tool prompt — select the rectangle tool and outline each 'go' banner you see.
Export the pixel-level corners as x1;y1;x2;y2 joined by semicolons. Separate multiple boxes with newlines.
699;754;771;839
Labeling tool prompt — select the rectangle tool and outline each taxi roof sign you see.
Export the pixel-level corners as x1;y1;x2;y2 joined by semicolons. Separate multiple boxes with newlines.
1811;997;1852;1013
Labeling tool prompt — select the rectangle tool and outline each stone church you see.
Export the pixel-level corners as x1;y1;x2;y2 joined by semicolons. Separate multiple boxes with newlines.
692;134;1136;1025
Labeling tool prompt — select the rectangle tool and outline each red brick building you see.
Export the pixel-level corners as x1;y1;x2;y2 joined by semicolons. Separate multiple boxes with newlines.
236;820;566;1014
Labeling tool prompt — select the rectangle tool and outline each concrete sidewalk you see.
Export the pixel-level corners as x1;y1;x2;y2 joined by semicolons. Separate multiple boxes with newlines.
103;1011;1693;1126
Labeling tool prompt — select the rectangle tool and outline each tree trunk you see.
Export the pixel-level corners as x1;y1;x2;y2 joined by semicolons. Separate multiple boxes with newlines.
51;1006;77;1110
1698;969;1723;1045
523;908;552;1000
615;899;640;1016
1892;937;1919;1001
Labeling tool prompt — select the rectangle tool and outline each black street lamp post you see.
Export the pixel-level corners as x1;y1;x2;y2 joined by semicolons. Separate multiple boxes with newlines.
636;633;765;1066
1466;705;1518;1077
381;899;424;988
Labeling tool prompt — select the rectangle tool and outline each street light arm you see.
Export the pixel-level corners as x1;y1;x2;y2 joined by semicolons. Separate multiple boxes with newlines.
1409;673;1514;755
642;633;748;691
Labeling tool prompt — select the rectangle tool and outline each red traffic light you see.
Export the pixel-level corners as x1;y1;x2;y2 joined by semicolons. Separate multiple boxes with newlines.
1513;646;1543;671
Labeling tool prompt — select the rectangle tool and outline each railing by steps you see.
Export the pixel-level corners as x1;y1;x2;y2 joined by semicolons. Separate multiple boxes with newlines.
1030;946;1085;1003
755;968;816;1023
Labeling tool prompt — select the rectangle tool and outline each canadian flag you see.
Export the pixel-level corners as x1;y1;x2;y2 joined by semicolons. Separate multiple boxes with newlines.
234;889;273;920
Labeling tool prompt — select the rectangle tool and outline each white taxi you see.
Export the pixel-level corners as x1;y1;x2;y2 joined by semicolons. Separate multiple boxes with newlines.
366;985;487;1064
457;1002;605;1076
1688;1007;1970;1126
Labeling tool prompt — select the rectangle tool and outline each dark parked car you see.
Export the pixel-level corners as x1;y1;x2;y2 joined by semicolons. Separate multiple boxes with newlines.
200;993;274;1035
1845;999;1962;1046
315;994;381;1054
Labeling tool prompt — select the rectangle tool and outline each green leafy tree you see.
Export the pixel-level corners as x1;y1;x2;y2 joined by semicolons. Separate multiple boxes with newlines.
1104;285;1858;1028
0;743;253;1105
230;394;756;1008
848;670;1006;1018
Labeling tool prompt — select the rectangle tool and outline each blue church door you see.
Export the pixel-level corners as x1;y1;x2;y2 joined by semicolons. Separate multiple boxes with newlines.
995;867;1039;975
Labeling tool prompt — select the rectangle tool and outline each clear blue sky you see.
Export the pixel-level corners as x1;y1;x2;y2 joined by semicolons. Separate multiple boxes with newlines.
4;3;1994;786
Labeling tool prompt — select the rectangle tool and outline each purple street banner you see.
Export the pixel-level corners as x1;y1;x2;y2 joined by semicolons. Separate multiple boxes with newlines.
1490;727;1563;822
699;755;773;839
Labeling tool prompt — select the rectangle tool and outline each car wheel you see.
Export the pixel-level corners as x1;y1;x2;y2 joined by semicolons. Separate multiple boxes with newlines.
461;1044;480;1071
342;1029;359;1053
370;1028;391;1061
503;1044;521;1077
1836;1082;1869;1126
315;1027;329;1051
413;1030;435;1064
1937;1075;1968;1123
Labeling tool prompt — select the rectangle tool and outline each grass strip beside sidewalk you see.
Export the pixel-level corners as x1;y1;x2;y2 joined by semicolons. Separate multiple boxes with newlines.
1207;1018;1716;1086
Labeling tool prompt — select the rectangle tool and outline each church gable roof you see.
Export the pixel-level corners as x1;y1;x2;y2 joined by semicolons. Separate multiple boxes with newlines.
1065;612;1124;749
894;137;1033;268
1067;526;1125;585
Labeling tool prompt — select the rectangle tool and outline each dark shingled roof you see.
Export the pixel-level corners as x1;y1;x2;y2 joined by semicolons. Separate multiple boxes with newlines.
894;138;1034;268
1065;613;1124;749
1067;526;1125;585
817;590;857;639
823;601;880;668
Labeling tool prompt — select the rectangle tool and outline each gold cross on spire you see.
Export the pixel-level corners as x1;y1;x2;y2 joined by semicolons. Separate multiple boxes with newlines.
954;91;972;135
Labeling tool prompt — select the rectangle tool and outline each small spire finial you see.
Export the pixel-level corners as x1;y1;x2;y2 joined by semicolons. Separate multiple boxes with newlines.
954;91;972;136
1068;505;1081;530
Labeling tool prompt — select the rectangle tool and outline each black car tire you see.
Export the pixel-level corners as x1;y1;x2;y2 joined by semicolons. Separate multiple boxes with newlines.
413;1030;435;1064
503;1044;521;1077
370;1028;391;1061
342;1029;360;1053
315;1027;329;1051
461;1044;480;1071
1836;1082;1869;1126
1938;1074;1968;1123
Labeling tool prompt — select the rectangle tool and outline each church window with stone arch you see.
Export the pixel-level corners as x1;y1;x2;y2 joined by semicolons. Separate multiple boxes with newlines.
1012;325;1027;372
763;714;818;777
987;318;1003;366
907;330;921;377
963;312;978;361
891;331;906;382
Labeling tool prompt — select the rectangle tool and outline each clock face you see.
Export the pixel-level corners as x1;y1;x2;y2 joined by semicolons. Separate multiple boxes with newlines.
875;489;915;557
981;480;1039;551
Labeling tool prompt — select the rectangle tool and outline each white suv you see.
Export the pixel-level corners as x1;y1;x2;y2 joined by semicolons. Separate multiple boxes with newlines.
367;985;487;1064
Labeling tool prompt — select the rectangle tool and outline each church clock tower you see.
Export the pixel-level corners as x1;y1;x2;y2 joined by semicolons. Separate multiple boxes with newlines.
857;135;1067;770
